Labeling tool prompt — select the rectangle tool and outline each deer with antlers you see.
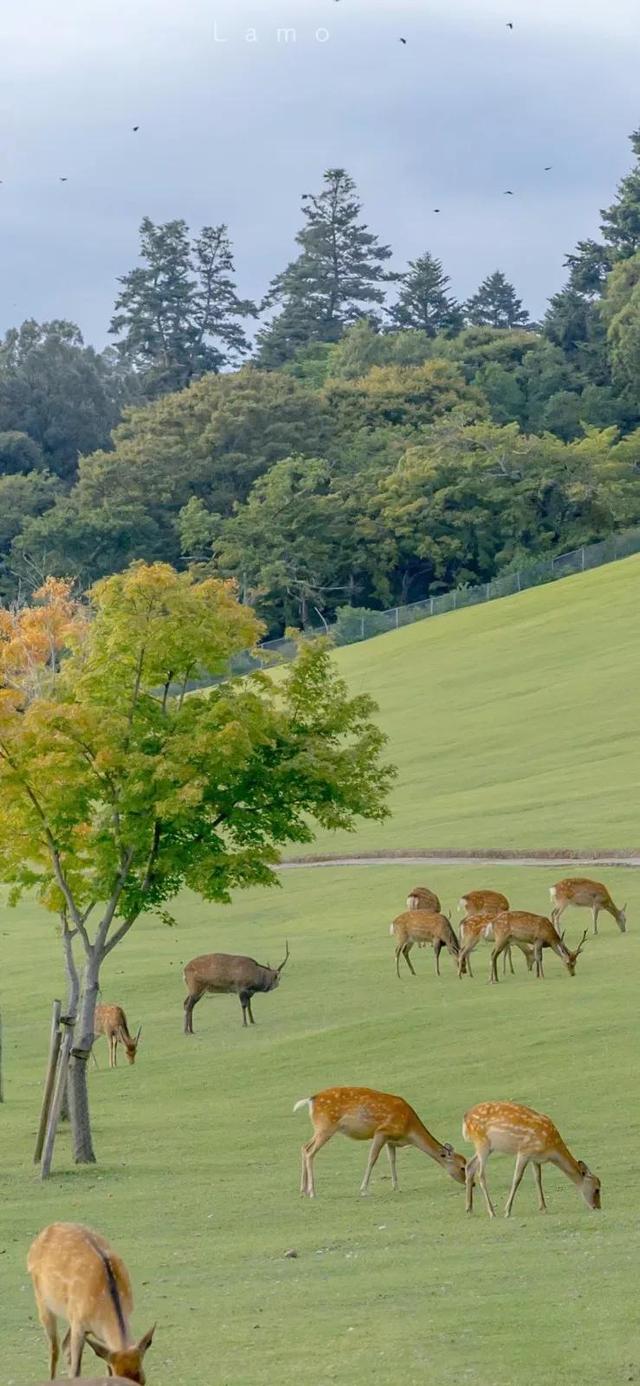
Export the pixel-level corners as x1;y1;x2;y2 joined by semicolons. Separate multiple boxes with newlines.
294;1086;466;1197
390;910;460;976
550;877;627;935
27;1222;155;1380
463;1100;601;1218
183;942;289;1031
406;885;441;912
458;913;534;979
488;911;588;982
93;1004;141;1068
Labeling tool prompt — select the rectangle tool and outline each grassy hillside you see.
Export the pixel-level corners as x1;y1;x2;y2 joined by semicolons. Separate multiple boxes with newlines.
302;554;640;855
2;863;638;1386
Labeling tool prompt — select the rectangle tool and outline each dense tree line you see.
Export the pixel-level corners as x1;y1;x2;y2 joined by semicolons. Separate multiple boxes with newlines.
2;130;640;625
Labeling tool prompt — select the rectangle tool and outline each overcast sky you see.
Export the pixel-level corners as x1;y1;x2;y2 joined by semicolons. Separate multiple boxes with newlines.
1;0;639;345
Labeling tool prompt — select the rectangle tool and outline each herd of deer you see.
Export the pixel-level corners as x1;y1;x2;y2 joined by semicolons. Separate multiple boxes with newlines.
26;876;624;1380
391;876;627;983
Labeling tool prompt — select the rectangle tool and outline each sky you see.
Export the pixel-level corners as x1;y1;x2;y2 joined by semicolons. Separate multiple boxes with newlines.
1;0;639;346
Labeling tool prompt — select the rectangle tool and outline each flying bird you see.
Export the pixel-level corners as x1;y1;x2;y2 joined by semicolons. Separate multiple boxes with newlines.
59;177;68;182
503;189;514;195
399;37;407;44
506;21;514;29
544;165;553;171
433;208;441;213
133;125;140;132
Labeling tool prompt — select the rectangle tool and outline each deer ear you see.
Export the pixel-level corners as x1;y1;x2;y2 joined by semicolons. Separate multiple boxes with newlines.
137;1323;156;1354
86;1335;111;1362
577;1160;589;1176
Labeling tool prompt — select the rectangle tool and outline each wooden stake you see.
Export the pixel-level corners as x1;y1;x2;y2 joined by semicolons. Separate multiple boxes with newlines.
40;1018;74;1180
34;1000;62;1163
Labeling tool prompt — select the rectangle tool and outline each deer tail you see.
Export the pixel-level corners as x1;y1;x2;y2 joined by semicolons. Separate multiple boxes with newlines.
293;1097;312;1114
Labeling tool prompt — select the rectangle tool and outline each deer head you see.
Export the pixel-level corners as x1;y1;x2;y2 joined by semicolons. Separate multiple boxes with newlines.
124;1025;142;1065
577;1161;601;1209
440;1141;466;1184
87;1323;155;1382
617;903;627;932
563;928;589;975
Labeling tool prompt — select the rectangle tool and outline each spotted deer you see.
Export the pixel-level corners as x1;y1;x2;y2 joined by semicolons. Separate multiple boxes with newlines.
406;885;441;912
27;1222;155;1380
458;889;509;918
550;877;627;935
94;1004;141;1068
390;910;460;976
458;913;534;979
489;911;588;982
463;1100;601;1218
294;1086;466;1197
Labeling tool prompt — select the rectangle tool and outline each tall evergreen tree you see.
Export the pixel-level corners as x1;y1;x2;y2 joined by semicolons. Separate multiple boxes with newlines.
110;218;255;396
601;127;640;258
389;253;463;337
465;272;531;330
256;169;394;368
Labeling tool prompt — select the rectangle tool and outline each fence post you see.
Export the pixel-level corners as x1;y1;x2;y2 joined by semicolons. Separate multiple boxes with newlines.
360;615;365;640
429;597;434;616
581;546;585;571
516;571;521;592
394;607;399;629
40;1016;75;1180
34;1000;62;1163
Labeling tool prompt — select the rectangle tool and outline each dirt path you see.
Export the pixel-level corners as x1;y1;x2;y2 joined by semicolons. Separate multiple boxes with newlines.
280;849;640;870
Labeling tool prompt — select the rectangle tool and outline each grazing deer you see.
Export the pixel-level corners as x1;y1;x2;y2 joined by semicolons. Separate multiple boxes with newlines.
463;1100;601;1218
550;877;627;935
94;1004;141;1068
489;911;588;982
458;889;509;918
294;1086;466;1197
390;910;460;976
27;1222;155;1380
183;942;289;1031
406;884;441;912
458;914;534;979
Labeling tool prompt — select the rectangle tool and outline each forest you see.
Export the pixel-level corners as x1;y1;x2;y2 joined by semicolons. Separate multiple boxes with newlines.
1;128;640;632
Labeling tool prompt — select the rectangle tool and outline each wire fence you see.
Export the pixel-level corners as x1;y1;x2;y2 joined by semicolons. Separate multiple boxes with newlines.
188;525;640;687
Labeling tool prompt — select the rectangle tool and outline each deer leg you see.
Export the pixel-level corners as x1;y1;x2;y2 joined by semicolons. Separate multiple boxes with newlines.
69;1325;85;1377
62;1328;71;1364
536;946;545;979
490;942;507;983
504;1152;529;1217
183;992;202;1034
35;1295;59;1379
504;943;515;975
387;1143;399;1191
111;1036;117;1068
465;1154;478;1213
531;1161;547;1212
434;941;442;976
593;905;599;935
303;1128;334;1198
403;943;417;976
476;1149;496;1219
360;1130;387;1195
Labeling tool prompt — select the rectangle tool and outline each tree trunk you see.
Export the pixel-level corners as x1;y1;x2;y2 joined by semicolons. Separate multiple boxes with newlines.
68;953;100;1165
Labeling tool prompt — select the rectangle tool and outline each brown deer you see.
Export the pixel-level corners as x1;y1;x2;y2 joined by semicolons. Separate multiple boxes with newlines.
550;877;627;935
294;1086;466;1197
406;884;441;912
463;1100;601;1218
390;910;460;976
27;1222;155;1380
183;942;289;1031
458;913;534;979
489;911;588;982
458;889;509;917
93;1004;141;1068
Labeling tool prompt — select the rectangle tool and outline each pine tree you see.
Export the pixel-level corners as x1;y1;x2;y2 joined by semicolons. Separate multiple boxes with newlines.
256;169;394;368
110;218;255;395
601;128;640;257
465;271;531;330
389;253;463;337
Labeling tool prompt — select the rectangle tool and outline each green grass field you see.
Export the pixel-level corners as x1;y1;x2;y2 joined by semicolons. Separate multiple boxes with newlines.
302;554;640;855
1;558;639;1386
